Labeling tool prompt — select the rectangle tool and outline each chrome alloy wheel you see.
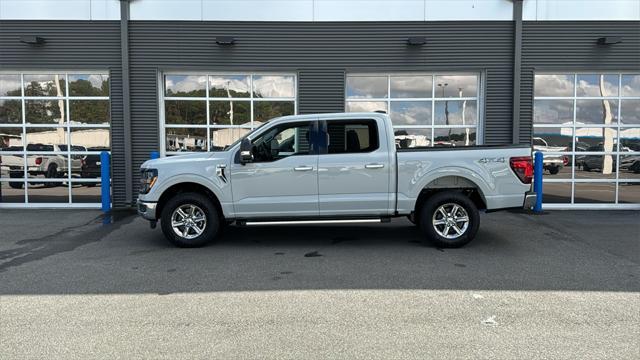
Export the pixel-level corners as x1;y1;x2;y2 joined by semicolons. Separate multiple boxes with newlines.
171;204;207;240
432;203;470;239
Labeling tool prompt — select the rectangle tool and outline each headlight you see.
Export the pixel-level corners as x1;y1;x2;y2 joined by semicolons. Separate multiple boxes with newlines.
139;169;158;194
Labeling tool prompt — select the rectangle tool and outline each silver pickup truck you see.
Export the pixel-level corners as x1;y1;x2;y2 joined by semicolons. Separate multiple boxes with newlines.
138;113;535;248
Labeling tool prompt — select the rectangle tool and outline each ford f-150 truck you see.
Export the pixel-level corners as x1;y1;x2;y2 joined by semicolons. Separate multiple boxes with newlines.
138;113;535;248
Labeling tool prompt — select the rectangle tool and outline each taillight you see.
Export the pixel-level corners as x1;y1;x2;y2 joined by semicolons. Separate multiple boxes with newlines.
562;156;569;166
35;157;42;165
510;156;533;184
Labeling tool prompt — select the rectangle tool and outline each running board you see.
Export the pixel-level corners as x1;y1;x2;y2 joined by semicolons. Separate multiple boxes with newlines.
238;219;387;226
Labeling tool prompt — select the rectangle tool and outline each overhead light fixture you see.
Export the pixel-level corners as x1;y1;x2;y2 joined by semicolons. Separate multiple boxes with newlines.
407;36;426;46
215;36;236;46
597;36;622;45
20;36;46;45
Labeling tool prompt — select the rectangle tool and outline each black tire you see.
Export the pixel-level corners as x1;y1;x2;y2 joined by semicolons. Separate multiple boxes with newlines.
160;192;220;248
582;163;590;172
9;181;23;189
548;166;559;175
418;191;480;248
45;164;62;187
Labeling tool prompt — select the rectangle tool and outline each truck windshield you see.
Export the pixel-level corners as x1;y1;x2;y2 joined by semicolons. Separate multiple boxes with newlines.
223;121;270;151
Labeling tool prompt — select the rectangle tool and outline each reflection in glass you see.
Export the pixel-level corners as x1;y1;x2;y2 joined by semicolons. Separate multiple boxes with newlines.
345;101;387;113
0;127;23;151
209;75;250;98
210;101;250;126
24;74;66;96
78;153;105;180
576;99;618;125
534;74;574;97
0;181;25;203
620;100;640;125
165;75;206;97
434;75;477;98
70;100;110;125
618;183;640;203
210;128;251;151
621;75;640;97
346;76;387;99
254;101;295;122
390;101;431;126
1;153;24;178
165;100;206;125
165;128;207;152
390;76;432;98
576;153;616;179
541;154;572;179
533;100;573;125
70;128;110;150
541;182;571;203
27;181;69;203
25;100;66;125
393;128;431;149
26;127;68;149
619;128;640;151
434;100;477;126
533;127;572;149
71;182;101;203
252;75;295;98
0;75;22;96
0;99;22;124
433;128;476;147
574;182;615;203
68;74;109;96
618;155;640;179
574;127;616;150
576;74;618;97
25;154;70;181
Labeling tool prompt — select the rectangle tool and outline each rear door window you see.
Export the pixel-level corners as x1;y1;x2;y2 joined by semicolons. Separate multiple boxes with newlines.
325;119;379;154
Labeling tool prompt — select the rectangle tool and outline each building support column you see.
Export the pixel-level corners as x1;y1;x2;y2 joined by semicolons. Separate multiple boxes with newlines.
512;0;523;144
120;0;133;205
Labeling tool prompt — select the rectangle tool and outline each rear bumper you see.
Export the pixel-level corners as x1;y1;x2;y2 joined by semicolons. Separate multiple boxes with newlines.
523;192;536;210
137;199;157;220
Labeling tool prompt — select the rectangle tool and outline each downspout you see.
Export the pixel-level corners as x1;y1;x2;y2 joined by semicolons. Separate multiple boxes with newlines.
512;0;523;144
120;0;133;206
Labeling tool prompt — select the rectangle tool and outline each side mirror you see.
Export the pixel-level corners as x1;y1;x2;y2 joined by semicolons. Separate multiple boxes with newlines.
239;138;253;164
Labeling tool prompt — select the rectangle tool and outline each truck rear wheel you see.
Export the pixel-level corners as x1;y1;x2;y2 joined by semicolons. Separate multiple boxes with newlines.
160;192;220;248
419;191;479;248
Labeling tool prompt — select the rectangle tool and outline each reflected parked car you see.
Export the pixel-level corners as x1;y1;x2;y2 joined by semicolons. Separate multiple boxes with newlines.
620;155;640;174
533;137;568;175
81;147;109;183
582;145;617;172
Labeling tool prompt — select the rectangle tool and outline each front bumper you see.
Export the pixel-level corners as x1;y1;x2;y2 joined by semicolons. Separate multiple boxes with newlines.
523;191;537;210
137;199;158;220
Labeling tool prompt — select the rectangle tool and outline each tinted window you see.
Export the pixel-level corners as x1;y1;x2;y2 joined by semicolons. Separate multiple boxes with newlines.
326;120;378;154
250;122;311;162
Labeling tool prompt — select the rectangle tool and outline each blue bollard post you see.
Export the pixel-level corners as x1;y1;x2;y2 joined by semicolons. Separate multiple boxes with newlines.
100;151;111;214
533;151;543;213
150;151;160;160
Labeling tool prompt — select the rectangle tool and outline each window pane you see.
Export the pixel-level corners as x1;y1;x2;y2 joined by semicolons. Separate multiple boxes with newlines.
390;76;432;98
433;128;476;147
210;127;250;151
24;74;66;96
434;75;477;98
619;127;640;151
0;99;22;124
70;128;110;150
393;128;431;149
327;120;378;154
164;100;206;125
26;128;68;150
68;74;109;96
0;181;25;203
543;154;572;179
574;182;615;203
165;75;206;97
576;153;616;179
71;183;101;203
346;76;387;99
576;74;618;97
576;99;618;125
1;154;24;178
345;101;387;113
252;75;295;98
210;101;250;126
0;127;24;151
620;100;640;125
621;75;640;97
535;74;574;97
209;75;250;98
25;100;66;125
0;74;22;96
541;182;572;203
77;153;104;180
165;128;207;152
618;183;640;203
390;101;431;126
618;155;640;179
254;101;294;122
27;181;69;203
69;100;110;125
575;127;616;151
251;122;311;161
26;154;69;181
534;100;573;125
533;127;573;149
434;100;477;126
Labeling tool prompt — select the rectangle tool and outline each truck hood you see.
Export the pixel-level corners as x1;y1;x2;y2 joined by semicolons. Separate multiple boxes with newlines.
141;152;228;169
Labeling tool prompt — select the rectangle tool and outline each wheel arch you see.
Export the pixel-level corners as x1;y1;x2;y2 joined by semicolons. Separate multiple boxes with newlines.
155;182;224;222
413;175;487;220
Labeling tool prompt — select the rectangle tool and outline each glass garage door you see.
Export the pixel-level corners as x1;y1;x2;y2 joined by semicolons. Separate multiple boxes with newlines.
533;73;640;209
0;72;111;208
161;73;296;155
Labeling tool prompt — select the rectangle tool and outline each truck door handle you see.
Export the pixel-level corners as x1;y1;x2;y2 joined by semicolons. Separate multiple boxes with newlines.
365;163;384;169
294;166;313;171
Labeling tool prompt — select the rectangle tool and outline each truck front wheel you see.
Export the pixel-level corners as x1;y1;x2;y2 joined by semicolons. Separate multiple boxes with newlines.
160;192;220;248
419;191;479;248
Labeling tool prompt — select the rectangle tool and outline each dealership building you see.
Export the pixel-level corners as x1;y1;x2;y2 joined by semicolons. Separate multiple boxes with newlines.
0;0;639;210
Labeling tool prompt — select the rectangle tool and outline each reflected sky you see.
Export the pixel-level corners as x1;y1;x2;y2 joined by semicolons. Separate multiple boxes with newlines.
434;75;477;98
390;101;430;125
622;75;640;96
0;75;21;96
252;75;295;98
390;76;431;98
346;76;387;99
345;101;387;113
577;74;618;97
535;74;574;97
434;100;477;125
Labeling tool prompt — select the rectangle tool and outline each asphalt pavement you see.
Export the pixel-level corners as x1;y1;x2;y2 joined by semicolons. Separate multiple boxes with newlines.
0;209;638;359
